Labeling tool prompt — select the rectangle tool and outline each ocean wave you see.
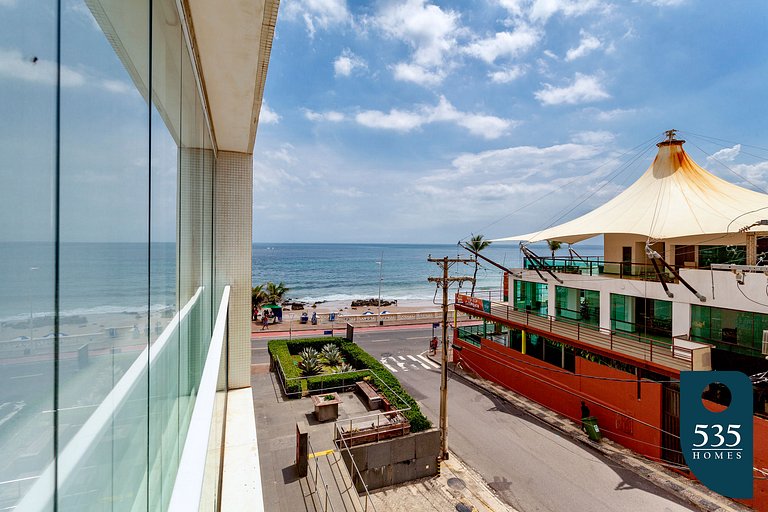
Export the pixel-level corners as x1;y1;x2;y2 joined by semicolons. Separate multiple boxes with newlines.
0;303;174;323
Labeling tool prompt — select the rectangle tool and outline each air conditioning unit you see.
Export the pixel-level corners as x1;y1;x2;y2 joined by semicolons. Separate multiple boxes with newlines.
762;330;768;356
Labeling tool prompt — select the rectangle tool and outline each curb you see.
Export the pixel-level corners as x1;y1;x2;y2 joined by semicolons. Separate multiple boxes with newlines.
426;353;750;512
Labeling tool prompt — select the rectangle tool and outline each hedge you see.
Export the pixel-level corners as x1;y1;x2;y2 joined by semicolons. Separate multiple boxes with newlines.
267;337;432;432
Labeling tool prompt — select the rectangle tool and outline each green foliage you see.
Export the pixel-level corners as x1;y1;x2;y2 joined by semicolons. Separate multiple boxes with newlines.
298;355;322;376
335;363;354;373
547;240;562;259
252;284;266;309
306;371;369;392
322;344;343;366
267;337;432;432
299;347;319;361
467;234;491;294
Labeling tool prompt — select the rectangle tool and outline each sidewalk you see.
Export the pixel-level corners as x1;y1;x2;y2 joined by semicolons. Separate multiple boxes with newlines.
251;359;514;512
440;357;750;512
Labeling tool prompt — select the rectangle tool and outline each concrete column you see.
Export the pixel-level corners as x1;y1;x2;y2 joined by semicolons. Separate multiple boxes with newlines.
747;233;757;266
547;283;556;316
672;301;691;338
599;290;611;331
214;151;253;389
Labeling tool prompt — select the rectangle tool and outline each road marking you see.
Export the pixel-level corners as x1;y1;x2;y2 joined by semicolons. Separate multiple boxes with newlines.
417;354;440;369
10;373;43;380
42;404;98;414
367;338;391;343
398;356;406;361
406;337;423;340
308;449;335;459
381;360;398;373
396;360;408;372
251;347;267;351
407;355;430;369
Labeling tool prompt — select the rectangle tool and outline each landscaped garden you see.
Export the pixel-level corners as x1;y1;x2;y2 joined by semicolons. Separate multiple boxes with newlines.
268;336;431;432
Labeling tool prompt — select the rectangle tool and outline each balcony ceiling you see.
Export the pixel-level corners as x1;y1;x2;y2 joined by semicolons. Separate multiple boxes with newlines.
187;0;278;154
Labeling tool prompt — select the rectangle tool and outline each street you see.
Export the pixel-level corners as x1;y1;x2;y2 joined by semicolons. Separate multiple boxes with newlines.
256;325;696;512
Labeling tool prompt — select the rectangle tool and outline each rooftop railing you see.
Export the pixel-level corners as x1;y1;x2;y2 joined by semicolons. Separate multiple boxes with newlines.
455;293;712;372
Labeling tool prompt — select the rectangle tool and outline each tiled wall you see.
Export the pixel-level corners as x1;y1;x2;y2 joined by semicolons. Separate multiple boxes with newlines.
215;151;253;389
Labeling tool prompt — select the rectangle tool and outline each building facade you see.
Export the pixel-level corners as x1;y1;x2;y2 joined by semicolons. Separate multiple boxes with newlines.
0;0;277;510
455;135;768;509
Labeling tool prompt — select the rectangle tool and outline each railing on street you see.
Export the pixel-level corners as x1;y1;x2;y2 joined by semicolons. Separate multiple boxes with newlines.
455;293;712;372
332;422;379;512
305;438;338;512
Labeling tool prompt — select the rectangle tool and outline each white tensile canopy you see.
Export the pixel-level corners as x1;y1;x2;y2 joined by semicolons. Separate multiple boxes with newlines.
494;138;768;244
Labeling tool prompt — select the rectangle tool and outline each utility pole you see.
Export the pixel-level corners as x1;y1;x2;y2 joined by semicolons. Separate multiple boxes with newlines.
427;255;475;461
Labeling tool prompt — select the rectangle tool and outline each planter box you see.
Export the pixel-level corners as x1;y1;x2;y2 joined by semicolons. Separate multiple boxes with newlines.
311;392;341;422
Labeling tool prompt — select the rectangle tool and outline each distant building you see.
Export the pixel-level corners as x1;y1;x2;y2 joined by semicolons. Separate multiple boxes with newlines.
455;132;768;510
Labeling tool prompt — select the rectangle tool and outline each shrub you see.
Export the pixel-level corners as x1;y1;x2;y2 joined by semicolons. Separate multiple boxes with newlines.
322;344;343;366
268;337;432;433
335;363;354;373
298;356;322;376
299;347;319;361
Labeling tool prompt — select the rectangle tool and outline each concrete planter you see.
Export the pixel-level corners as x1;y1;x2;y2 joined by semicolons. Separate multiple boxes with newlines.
311;392;341;422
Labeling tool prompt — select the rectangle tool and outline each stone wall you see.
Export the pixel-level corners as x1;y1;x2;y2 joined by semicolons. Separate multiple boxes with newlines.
339;429;440;492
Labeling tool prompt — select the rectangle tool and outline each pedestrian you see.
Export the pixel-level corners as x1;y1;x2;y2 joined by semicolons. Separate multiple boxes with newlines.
261;312;269;330
430;336;438;355
580;401;590;431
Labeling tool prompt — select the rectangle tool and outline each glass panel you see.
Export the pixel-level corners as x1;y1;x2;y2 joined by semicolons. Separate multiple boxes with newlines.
57;0;150;509
149;0;182;507
0;1;57;509
698;245;746;267
513;281;548;316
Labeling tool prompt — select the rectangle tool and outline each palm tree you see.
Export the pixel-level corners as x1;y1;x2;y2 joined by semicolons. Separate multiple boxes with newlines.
468;234;491;295
265;281;290;305
547;240;562;261
251;284;267;315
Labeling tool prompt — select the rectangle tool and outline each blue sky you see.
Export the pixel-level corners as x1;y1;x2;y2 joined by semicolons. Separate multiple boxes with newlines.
254;0;768;244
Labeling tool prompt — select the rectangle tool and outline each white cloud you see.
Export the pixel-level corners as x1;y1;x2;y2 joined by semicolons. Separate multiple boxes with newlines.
591;107;636;121
730;162;768;190
334;49;366;77
634;0;686;6
101;79;134;94
535;73;610;105
375;0;460;67
571;130;614;145
259;102;280;124
465;25;540;64
283;0;350;37
0;48;84;87
304;109;345;122
263;143;298;165
355;96;513;139
0;0;17;6
565;31;602;61
356;109;425;132
392;62;444;86
707;144;741;164
488;65;526;83
529;0;604;23
334;187;366;198
374;0;461;85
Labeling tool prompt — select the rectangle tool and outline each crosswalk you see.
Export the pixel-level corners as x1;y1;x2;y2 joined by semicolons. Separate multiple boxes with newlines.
379;354;440;373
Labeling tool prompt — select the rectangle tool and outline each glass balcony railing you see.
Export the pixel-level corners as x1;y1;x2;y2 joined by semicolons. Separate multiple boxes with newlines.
523;257;677;282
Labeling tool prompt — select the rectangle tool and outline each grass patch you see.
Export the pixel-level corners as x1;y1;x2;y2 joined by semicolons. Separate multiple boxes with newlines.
268;337;432;432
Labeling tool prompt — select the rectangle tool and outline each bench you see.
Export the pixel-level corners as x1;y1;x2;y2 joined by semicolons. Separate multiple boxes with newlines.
355;380;382;410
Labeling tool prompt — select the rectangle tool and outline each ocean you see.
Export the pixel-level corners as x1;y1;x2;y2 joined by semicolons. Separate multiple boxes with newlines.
0;242;604;322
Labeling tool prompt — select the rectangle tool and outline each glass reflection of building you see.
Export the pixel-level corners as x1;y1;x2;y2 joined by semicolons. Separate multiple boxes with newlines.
0;0;277;510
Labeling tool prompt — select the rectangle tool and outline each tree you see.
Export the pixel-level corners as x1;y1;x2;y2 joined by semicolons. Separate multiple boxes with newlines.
468;234;491;295
252;284;266;310
547;240;562;260
265;281;290;304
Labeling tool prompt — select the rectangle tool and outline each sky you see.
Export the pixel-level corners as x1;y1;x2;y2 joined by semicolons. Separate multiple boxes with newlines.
254;0;768;244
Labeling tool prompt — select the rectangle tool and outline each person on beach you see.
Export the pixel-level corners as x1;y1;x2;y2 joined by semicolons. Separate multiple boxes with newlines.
261;312;269;330
430;336;438;355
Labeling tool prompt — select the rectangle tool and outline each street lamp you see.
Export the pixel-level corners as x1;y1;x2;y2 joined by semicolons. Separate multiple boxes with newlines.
376;252;383;324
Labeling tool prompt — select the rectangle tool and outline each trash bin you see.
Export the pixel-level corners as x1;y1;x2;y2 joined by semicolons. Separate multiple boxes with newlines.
582;416;602;442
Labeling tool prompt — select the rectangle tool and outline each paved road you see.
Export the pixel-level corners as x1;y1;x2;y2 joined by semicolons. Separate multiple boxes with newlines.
348;326;696;512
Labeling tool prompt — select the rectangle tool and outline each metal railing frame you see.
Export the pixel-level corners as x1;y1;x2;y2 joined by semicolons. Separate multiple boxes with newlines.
457;294;709;371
